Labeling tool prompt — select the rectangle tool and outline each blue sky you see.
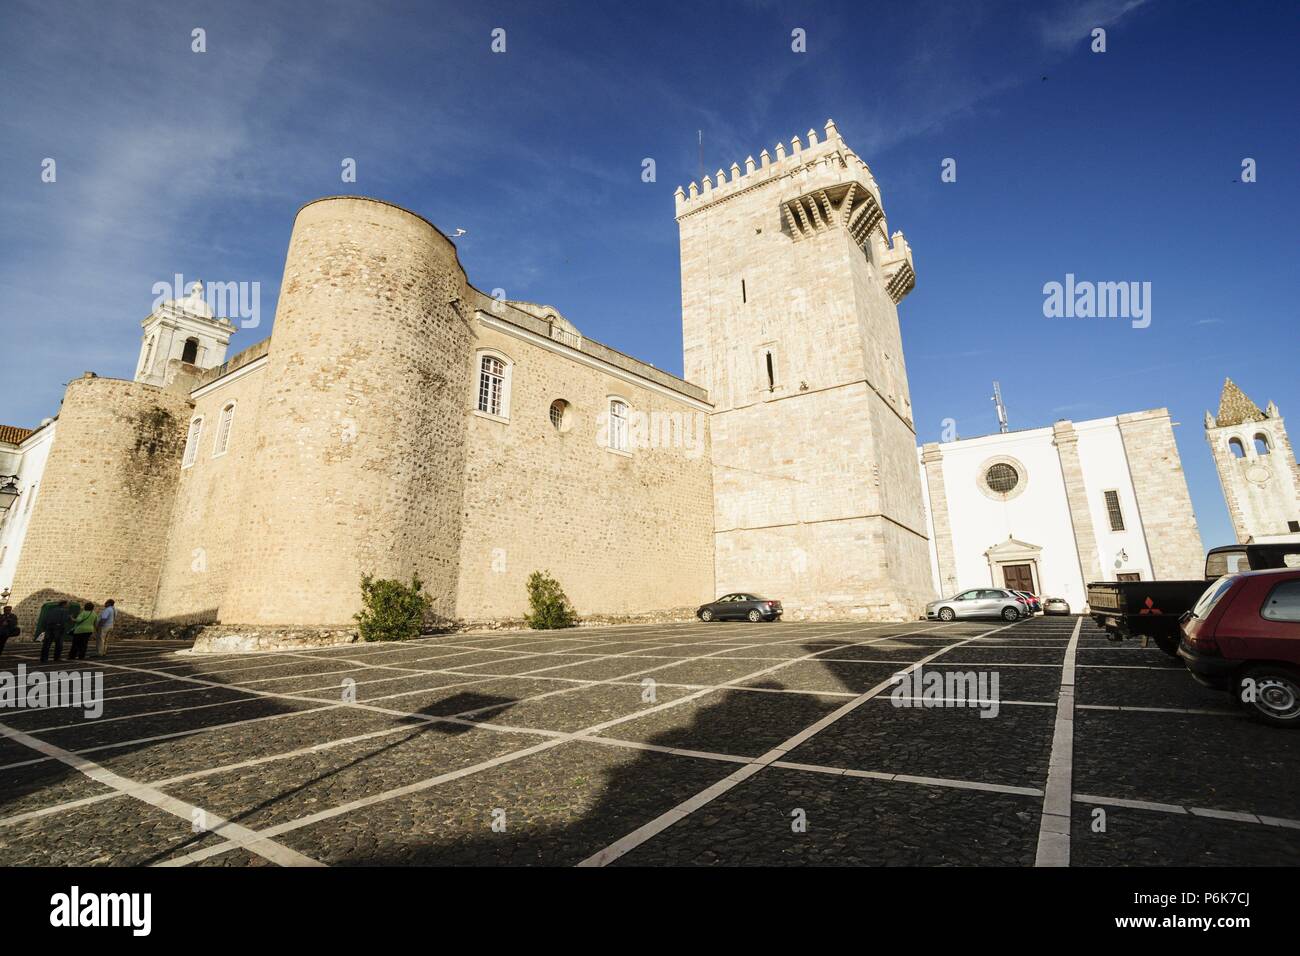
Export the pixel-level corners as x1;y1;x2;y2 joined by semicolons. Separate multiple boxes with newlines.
1;0;1296;548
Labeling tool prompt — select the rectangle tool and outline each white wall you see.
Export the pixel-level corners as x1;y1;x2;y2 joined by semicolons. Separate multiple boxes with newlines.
1075;417;1153;581
0;423;56;596
918;416;1151;610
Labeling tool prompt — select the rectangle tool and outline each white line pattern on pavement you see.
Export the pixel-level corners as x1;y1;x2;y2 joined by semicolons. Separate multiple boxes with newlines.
1033;616;1081;867
0;719;323;866
157;622;954;865
576;621;1018;867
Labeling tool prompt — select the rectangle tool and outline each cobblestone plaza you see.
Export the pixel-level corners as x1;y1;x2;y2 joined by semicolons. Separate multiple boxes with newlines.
1;617;1295;867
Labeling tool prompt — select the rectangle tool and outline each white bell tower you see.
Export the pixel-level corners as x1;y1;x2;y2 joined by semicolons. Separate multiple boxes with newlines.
135;280;236;387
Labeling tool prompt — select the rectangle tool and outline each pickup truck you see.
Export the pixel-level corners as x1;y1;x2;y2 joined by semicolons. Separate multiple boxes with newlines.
1087;542;1300;655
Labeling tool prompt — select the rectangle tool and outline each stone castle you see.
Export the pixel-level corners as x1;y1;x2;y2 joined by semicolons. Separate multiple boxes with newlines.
1;120;935;635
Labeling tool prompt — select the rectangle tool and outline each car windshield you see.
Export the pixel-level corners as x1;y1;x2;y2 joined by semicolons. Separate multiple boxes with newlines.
1191;575;1238;618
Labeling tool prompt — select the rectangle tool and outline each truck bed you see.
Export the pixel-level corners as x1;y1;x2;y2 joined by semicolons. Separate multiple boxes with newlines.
1086;579;1213;653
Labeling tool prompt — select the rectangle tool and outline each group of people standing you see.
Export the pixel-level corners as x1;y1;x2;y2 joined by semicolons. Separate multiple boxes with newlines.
0;599;116;663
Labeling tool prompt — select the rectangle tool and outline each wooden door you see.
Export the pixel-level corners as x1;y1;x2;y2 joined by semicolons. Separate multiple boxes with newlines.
1003;564;1035;593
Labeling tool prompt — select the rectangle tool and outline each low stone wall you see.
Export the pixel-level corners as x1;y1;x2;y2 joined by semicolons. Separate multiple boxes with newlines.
455;607;702;632
187;626;360;654
180;606;704;653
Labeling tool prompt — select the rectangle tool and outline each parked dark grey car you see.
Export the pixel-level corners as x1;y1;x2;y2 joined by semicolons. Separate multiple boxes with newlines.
697;593;783;622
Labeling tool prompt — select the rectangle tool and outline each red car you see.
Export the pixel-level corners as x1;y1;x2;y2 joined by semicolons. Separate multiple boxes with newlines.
1178;568;1300;727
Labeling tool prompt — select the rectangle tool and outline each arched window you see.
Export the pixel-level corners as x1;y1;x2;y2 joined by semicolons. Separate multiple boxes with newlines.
476;353;509;418
182;417;204;468
181;337;199;364
549;399;570;432
608;398;629;452
1254;433;1271;455
213;402;236;457
1228;437;1246;459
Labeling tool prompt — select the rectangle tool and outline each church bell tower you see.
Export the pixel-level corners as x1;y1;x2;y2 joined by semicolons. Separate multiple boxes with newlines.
1205;378;1300;542
135;280;236;387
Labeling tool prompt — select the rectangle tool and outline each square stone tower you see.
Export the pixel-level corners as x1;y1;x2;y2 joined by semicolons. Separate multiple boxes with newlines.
675;120;932;619
1205;378;1300;542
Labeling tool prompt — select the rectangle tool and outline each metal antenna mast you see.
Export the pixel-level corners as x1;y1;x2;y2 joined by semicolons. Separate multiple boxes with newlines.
992;381;1009;434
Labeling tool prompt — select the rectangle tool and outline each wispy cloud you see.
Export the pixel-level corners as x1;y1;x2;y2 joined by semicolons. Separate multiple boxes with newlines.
1038;0;1155;51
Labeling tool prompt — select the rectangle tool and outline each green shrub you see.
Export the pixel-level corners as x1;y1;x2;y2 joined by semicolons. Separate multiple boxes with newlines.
354;574;432;642
525;571;577;630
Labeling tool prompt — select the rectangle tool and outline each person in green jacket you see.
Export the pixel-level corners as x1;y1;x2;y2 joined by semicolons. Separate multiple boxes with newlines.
69;602;96;661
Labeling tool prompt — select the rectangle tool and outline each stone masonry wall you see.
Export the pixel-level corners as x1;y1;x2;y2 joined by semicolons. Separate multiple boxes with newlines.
1052;421;1104;585
455;318;715;621
921;443;958;596
9;375;192;633
152;361;268;624
219;197;473;627
678;126;932;619
1118;410;1205;577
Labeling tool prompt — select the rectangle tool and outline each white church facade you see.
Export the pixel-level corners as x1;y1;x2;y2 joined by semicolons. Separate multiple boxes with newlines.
918;408;1206;610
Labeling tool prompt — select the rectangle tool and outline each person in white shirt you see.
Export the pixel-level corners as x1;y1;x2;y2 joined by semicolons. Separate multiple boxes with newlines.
96;599;116;656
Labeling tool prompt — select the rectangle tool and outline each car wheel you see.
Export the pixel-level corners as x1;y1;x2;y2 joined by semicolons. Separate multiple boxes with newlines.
700;609;713;622
1237;665;1300;728
747;610;762;623
1001;606;1019;622
1151;632;1181;657
938;607;956;622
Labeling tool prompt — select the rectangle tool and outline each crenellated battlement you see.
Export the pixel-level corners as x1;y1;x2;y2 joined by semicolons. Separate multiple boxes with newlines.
879;230;916;304
673;119;913;301
674;119;884;223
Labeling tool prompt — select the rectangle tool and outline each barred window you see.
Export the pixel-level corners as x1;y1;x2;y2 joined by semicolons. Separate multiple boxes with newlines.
985;462;1018;493
182;417;204;468
213;402;236;457
1104;489;1125;532
477;355;505;417
608;399;629;452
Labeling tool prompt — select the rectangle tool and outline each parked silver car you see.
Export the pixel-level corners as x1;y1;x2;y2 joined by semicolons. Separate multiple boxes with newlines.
926;588;1025;622
1043;597;1071;615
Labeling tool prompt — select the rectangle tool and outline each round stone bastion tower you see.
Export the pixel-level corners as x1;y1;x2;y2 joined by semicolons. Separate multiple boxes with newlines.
9;375;193;634
220;197;474;628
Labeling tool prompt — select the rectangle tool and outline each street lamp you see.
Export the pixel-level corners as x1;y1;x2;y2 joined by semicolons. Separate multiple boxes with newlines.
0;475;19;513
